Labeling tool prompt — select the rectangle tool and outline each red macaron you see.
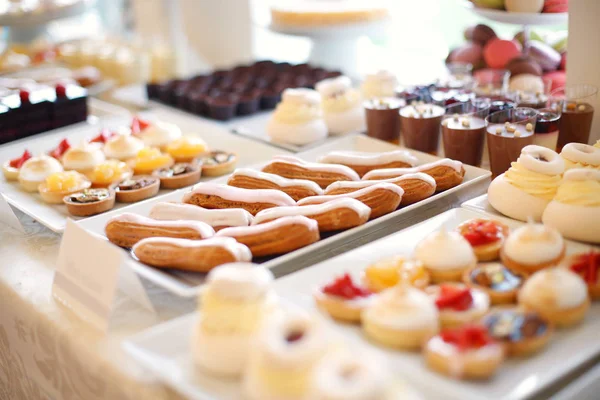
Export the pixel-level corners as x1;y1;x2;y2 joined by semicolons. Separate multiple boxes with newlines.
543;0;568;13
483;39;523;69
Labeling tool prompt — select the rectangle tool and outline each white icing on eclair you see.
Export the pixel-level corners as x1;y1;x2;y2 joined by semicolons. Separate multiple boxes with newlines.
561;143;600;167
216;215;318;238
265;155;360;181
324;172;436;193
519;145;564;176
149;202;253;227
520;268;587;309
318;150;418;167
414;230;476;270
106;212;215;238
183;182;296;207
253;198;371;224
132;236;252;261
229;168;324;195
297;183;404;205
362;158;463;180
207;262;274;300
503;222;564;265
563;168;600;182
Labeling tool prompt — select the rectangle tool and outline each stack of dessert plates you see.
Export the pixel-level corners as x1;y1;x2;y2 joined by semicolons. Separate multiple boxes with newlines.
77;133;491;296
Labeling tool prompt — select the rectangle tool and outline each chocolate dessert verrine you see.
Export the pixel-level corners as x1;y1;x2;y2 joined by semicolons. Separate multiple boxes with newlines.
431;88;474;106
487;120;535;178
534;108;561;150
364;97;404;144
442;115;487;166
551;84;597;151
400;103;445;154
512;91;548;109
487;99;516;114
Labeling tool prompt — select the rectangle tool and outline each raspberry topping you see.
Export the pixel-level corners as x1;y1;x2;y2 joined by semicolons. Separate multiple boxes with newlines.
130;117;151;135
19;89;30;103
89;128;116;144
8;149;32;169
48;139;71;159
322;273;372;300
435;285;473;311
440;324;494;351
461;219;504;247
55;84;67;98
570;251;600;285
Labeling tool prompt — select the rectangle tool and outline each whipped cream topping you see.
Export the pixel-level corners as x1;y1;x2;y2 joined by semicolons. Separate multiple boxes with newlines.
315;76;352;98
362;158;463;180
133;236;252;262
216;215;318;238
184;182;297;207
271;88;324;125
563;168;600;182
106;212;215;238
104;134;144;160
149;202;253;227
561;143;600;168
324;172;436;193
18;155;63;181
518;145;564;176
229;168;324;194
503;222;564;265
553;168;600;207
318;150;418;167
62;141;106;170
520;268;588;309
139;120;182;148
282;88;322;107
253;197;371;224
266;155;361;181
414;230;476;270
206;262;274;300
361;70;398;99
297;182;404;205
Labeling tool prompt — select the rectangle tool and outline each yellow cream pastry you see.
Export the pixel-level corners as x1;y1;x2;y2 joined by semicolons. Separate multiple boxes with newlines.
316;75;366;135
488;145;564;222
166;136;208;163
129;147;174;175
103;132;144;161
267;88;328;146
560;143;600;171
543;169;600;243
87;160;132;188
363;256;430;292
18;155;64;192
38;171;91;204
61;142;106;173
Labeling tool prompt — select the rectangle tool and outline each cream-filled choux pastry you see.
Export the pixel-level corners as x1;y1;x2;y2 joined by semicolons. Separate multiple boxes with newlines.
243;310;329;400
103;132;144;161
61;141;105;173
267;88;328;146
193;262;276;377
137;120;182;150
488;145;564;222
18;155;64;192
414;229;477;282
316;75;366;135
314;273;374;323
560;142;600;171
518;267;590;327
501;221;565;276
361;70;398;99
362;285;439;350
542;169;600;244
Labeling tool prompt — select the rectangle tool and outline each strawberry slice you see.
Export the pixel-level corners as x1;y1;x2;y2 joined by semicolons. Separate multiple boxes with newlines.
440;324;493;351
48;139;71;159
8;149;32;169
435;285;473;311
89;128;116;144
130;117;151;135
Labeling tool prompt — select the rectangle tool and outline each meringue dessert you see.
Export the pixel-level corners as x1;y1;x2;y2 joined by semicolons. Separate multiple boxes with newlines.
543;169;600;243
518;267;590;327
414;229;477;282
103;132;144;161
488;145;565;222
38;171;91;204
500;221;565;275
137;120;182;150
267;88;328;145
560;142;600;171
362;285;439;350
316;75;366;135
61;142;106;173
244;310;328;400
361;70;398;99
192;262;276;377
18;155;64;192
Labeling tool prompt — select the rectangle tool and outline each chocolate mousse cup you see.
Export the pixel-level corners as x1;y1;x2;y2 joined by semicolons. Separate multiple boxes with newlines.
400;103;445;154
442;100;490;166
550;85;597;151
364;98;405;144
534;108;561;151
486;107;538;178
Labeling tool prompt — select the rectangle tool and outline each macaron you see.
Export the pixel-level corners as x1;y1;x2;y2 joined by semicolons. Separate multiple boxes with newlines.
559;53;566;71
449;43;484;67
528;41;561;72
507;56;543;77
543;0;568;13
543;71;566;92
484;39;523;69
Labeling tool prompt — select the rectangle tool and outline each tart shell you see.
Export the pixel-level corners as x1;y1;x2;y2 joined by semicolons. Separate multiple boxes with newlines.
313;290;365;323
2;162;19;181
201;152;238;177
38;181;92;204
501;245;566;277
462;265;523;305
111;176;160;203
63;190;116;217
153;165;202;189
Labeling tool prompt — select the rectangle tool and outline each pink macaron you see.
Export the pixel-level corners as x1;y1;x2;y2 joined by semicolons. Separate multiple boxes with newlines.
543;0;568;13
484;38;523;69
544;71;566;92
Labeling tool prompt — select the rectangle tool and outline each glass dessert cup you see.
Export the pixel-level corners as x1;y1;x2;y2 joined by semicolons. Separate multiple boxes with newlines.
534;107;561;151
473;69;510;100
549;84;598;151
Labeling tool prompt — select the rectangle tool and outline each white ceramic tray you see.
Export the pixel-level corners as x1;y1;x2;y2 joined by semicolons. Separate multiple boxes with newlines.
461;193;502;217
76;134;491;297
0;108;289;233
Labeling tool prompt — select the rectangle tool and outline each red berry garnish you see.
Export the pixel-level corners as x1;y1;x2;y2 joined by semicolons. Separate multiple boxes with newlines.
19;90;30;103
8;149;32;169
322;273;372;300
131;117;151;134
55;84;67;98
89;128;116;144
461;220;503;247
440;324;493;351
435;285;473;311
570;251;600;285
48;138;71;159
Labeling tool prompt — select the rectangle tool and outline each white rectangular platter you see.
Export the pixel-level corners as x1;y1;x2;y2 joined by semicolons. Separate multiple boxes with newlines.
462;193;503;217
77;134;491;297
122;208;600;400
0;107;289;233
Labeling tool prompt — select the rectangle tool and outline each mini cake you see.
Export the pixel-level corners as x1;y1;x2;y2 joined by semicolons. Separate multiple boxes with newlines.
315;75;366;135
424;324;504;380
18;155;64;192
166;136;208;163
457;218;510;262
488;145;564;222
61;141;106;173
363;256;430;292
193;263;276;377
362;285;439;350
414;229;477;282
87;160;132;188
129;147;174;175
463;263;524;305
244;311;329;400
103;133;144;161
542;169;600;243
267;88;328;145
2;149;31;181
38;171;91;204
361;70;398;99
482;308;553;357
501;221;565;276
64;188;115;217
426;283;490;328
136;120;182;150
565;251;600;300
518;267;590;327
560;142;600;171
314;273;374;323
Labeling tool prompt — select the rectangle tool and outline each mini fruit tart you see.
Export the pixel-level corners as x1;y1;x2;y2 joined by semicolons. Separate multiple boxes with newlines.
87;160;133;188
362;256;430;293
426;283;490;329
39;171;91;204
2;149;32;181
152;162;202;189
424;324;504;380
111;175;160;203
166;136;209;163
64;188;116;217
314;273;374;323
197;150;237;177
47;138;71;160
457;218;509;262
566;250;600;300
463;263;525;305
129;147;174;175
18;155;64;192
61;141;106;174
482;308;552;357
